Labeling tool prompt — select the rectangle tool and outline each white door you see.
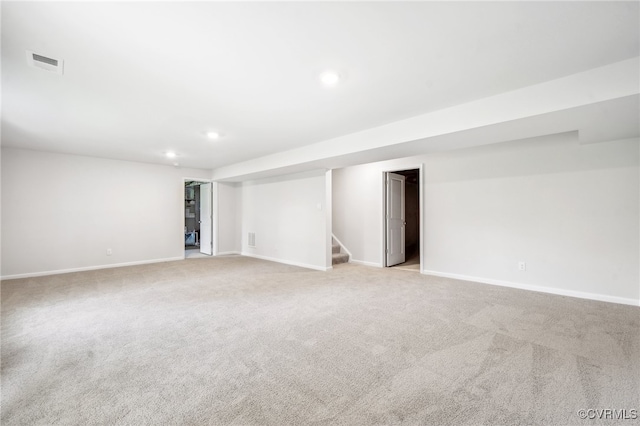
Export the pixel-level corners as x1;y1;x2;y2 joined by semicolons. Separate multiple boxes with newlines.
386;172;406;266
199;183;213;255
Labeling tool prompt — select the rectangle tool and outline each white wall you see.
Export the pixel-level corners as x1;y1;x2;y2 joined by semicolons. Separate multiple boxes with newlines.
332;134;640;304
212;58;640;181
332;162;385;267
241;169;330;270
1;148;211;278
216;182;241;254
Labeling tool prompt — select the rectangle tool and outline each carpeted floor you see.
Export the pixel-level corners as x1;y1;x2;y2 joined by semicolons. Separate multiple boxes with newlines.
1;256;638;425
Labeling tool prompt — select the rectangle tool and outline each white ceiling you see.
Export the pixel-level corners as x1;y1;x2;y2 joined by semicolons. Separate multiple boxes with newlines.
2;1;639;173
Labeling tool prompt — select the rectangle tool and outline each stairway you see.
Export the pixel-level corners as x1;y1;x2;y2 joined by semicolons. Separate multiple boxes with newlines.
332;238;349;265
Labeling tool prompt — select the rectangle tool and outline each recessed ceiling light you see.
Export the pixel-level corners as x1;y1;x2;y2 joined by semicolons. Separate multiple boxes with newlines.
320;71;340;86
165;152;177;158
207;131;220;140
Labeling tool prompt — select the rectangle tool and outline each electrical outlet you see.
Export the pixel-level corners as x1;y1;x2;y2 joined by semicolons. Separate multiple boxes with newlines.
106;248;113;256
518;261;526;271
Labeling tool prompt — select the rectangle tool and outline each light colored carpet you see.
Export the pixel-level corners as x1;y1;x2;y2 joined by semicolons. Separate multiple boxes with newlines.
2;256;638;425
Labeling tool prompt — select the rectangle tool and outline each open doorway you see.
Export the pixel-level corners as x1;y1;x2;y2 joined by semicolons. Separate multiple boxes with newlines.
383;168;421;271
184;179;213;259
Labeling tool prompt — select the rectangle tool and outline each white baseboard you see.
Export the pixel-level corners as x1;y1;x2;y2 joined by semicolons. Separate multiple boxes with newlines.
1;256;184;281
240;252;331;271
350;259;383;268
215;251;241;256
422;270;639;307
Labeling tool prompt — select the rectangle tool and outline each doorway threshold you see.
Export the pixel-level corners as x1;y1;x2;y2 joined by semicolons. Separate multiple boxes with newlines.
391;262;420;272
185;249;210;259
390;250;420;271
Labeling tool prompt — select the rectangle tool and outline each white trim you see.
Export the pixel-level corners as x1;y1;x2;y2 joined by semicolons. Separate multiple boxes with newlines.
382;171;387;267
382;165;424;271
215;251;241;256
418;164;424;274
212;182;220;256
350;259;383;268
1;257;184;281
241;252;331;271
422;270;640;307
331;233;352;258
182;177;213;256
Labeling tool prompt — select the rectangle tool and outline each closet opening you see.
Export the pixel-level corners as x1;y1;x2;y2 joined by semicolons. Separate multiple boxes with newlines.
383;167;422;271
184;180;213;259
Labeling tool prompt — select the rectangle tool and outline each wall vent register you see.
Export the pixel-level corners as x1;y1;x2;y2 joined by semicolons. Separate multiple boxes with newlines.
26;50;64;75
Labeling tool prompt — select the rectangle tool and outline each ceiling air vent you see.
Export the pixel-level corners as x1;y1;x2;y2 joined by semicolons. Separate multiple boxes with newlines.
26;50;64;75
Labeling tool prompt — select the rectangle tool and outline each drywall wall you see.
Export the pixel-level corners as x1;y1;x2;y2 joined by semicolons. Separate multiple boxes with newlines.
332;134;640;304
332;162;385;267
241;169;329;270
212;58;639;181
216;182;241;254
1;148;211;278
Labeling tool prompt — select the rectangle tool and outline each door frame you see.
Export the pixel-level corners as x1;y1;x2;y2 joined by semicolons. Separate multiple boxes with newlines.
385;172;406;267
199;182;213;255
182;177;217;258
381;164;424;271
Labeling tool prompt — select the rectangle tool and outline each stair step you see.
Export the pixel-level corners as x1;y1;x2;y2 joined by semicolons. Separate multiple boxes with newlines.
332;244;341;254
332;252;349;265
